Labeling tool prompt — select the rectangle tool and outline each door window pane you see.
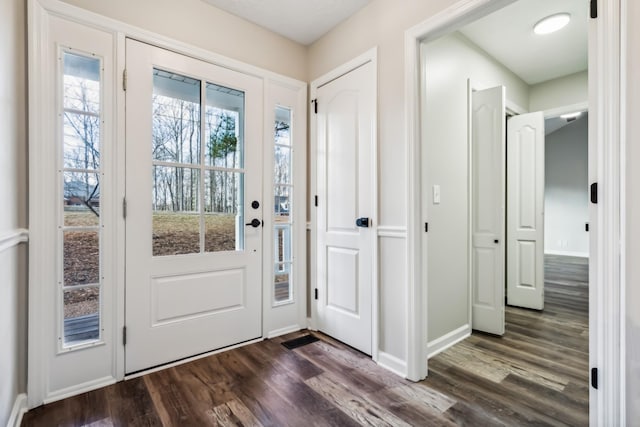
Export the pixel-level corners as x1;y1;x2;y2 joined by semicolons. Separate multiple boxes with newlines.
274;185;291;218
63;231;99;286
274;145;292;185
63;287;100;344
63;52;100;113
204;170;244;252
64;171;100;225
152;69;201;164
64;113;100;170
205;83;244;168
152;166;200;256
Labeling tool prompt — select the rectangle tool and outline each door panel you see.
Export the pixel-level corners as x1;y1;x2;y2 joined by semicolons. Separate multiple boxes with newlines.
507;112;545;310
316;62;375;355
125;39;263;373
471;85;505;336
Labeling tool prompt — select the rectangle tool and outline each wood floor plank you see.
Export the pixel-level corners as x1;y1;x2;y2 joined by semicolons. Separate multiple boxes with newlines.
305;372;412;426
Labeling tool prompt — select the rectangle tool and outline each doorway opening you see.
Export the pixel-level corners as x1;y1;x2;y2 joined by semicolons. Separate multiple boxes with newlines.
418;0;591;422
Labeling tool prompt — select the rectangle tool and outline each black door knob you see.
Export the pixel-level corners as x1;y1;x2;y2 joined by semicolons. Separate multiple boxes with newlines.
356;217;370;228
245;218;262;228
494;239;499;244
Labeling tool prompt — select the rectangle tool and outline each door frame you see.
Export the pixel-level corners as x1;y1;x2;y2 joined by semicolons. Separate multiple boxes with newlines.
309;47;379;364
405;0;624;425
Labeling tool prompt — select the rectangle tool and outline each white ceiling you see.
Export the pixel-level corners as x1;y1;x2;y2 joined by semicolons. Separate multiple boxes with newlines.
200;0;587;85
459;0;588;85
201;0;371;46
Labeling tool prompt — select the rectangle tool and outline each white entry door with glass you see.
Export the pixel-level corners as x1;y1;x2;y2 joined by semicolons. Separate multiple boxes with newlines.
125;39;263;373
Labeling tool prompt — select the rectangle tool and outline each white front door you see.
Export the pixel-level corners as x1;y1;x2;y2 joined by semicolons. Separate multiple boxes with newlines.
125;39;263;373
471;85;506;336
316;61;375;355
507;112;545;310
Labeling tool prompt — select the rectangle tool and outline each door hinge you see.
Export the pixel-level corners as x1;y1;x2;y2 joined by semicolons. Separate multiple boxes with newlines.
590;0;598;18
590;182;598;204
591;367;598;389
425;222;428;232
314;195;318;207
314;288;318;300
122;69;127;91
312;99;318;114
123;326;127;346
122;198;127;219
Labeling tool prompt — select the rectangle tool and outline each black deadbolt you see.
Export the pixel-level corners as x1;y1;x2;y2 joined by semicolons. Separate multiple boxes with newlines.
251;200;260;209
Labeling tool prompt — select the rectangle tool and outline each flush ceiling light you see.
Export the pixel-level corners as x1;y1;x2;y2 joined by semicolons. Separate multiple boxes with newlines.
560;111;582;119
533;13;571;35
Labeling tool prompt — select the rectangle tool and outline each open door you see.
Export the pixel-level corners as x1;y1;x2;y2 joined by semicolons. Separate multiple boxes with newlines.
506;112;545;310
471;84;505;335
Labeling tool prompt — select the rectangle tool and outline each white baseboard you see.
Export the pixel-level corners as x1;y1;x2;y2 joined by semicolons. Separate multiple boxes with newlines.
544;249;589;258
266;324;303;339
427;324;470;359
8;393;27;427
377;351;407;378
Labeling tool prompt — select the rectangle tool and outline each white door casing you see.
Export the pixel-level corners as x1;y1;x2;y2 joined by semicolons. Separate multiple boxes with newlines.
125;39;263;373
471;85;506;336
507;112;545;310
316;61;375;355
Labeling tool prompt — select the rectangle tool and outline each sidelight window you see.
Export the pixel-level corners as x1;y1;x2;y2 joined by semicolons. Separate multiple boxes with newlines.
273;107;294;304
60;51;103;347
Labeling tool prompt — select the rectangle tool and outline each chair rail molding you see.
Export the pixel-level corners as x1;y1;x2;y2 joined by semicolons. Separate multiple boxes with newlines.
0;229;29;253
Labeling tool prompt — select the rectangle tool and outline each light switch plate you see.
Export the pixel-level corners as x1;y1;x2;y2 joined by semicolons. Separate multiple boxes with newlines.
433;185;441;204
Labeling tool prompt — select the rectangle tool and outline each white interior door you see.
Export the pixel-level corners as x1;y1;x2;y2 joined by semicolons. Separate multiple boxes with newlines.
471;84;506;336
507;112;545;310
125;39;263;373
316;61;375;355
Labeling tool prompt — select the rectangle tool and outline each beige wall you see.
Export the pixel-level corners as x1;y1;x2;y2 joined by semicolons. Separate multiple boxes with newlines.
422;32;530;342
60;0;308;81
308;0;454;363
0;0;28;423
529;70;588;113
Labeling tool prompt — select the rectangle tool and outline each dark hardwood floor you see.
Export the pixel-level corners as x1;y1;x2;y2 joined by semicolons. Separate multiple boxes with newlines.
23;255;588;426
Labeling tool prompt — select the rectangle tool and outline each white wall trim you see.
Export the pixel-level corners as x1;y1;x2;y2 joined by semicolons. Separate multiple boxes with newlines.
0;229;28;254
377;226;407;239
266;325;303;339
544;250;590;258
377;351;408;378
544;101;589;118
312;47;378;90
427;324;471;359
589;0;624;424
7;393;28;427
